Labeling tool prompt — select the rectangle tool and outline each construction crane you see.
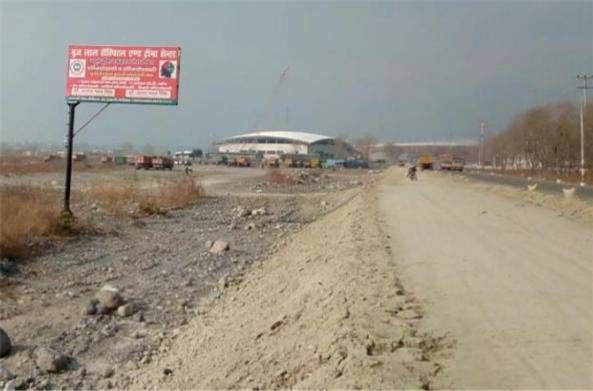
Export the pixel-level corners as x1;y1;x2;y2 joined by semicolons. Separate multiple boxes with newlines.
252;66;290;131
219;67;290;162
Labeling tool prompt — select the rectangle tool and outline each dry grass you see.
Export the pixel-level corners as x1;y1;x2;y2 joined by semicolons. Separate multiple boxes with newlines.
0;175;203;257
84;182;138;213
0;186;62;257
82;175;204;216
0;154;124;176
155;176;204;209
136;177;205;215
0;159;63;174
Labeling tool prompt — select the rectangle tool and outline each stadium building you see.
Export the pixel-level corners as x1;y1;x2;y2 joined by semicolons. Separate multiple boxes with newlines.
215;131;354;159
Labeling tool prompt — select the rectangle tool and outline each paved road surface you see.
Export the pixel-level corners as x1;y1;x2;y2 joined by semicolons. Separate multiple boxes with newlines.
380;169;593;389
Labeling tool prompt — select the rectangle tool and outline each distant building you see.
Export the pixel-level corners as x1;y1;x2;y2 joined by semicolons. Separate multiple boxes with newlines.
215;131;355;159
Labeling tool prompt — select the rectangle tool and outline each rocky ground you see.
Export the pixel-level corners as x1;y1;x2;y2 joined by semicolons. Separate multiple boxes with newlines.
0;167;375;390
130;173;453;390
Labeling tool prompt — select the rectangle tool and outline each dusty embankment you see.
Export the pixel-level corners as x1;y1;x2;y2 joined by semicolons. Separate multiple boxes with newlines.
134;178;450;389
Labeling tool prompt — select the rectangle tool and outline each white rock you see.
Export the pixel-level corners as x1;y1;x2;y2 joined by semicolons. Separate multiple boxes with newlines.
562;187;576;198
0;365;15;382
117;303;137;317
209;240;230;255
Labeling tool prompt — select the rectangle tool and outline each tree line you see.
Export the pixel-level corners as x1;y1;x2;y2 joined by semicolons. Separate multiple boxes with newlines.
486;101;593;172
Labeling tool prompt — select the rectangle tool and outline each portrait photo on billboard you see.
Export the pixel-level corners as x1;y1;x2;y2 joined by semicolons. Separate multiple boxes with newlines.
159;60;177;79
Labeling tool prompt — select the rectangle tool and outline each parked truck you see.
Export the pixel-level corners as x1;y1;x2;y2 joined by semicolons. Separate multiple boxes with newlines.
439;154;453;170
263;155;280;168
134;155;153;170
343;159;368;169
450;157;465;171
229;155;251;167
153;156;174;170
418;155;434;170
439;154;464;171
72;152;86;162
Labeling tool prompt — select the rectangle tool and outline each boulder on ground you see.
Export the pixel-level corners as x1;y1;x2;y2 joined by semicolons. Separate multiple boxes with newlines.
235;206;250;218
0;328;11;358
117;303;137;317
94;285;123;311
87;362;115;379
34;346;70;373
251;207;267;216
0;365;15;382
82;299;99;316
562;187;576;198
209;240;230;255
0;260;16;276
218;275;228;291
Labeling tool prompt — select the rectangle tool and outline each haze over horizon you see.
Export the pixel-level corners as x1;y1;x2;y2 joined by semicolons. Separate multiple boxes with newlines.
1;0;592;148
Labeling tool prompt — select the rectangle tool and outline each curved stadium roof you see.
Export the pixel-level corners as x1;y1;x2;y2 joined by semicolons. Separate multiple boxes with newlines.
224;131;333;145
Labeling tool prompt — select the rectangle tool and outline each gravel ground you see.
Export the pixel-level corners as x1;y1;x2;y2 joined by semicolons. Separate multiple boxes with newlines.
0;167;377;390
133;177;448;390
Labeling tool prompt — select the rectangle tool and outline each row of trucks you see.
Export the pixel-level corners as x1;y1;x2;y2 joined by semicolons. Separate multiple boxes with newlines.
399;153;465;171
204;153;325;169
279;154;322;168
134;155;174;170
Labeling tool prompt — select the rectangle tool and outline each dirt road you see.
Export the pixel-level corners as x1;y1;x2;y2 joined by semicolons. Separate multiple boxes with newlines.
379;169;593;389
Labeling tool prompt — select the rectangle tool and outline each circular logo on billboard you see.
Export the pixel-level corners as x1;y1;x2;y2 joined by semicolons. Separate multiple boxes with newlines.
69;59;86;78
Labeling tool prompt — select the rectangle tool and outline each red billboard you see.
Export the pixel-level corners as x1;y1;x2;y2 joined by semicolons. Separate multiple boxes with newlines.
66;45;181;105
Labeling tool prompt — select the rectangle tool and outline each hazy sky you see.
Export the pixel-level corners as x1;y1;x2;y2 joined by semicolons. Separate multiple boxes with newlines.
1;0;592;148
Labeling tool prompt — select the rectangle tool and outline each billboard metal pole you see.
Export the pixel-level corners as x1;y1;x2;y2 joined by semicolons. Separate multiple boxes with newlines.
64;101;79;215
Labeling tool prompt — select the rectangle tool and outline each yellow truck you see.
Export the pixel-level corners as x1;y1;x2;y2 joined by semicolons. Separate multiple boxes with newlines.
418;155;434;170
282;154;321;168
229;155;251;167
263;156;280;167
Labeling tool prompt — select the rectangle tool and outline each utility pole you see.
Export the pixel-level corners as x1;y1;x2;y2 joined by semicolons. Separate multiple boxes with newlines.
577;75;592;186
478;122;486;168
63;101;79;215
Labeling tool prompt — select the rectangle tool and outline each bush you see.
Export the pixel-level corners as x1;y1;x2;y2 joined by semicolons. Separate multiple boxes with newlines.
0;186;61;257
83;175;204;216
